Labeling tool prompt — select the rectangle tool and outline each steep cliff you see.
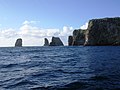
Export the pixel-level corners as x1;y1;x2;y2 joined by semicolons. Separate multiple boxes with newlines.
84;17;120;46
50;37;64;46
15;38;22;47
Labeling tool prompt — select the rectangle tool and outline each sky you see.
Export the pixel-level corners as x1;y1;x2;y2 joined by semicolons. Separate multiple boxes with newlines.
0;0;120;47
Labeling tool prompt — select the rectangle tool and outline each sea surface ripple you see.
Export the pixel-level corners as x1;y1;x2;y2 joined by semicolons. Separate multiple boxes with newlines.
0;46;120;90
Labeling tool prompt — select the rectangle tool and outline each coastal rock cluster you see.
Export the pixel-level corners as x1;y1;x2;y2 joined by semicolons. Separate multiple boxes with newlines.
44;37;64;46
14;17;120;47
69;17;120;46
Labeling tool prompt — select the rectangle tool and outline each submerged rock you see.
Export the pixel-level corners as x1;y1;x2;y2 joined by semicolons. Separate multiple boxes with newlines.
49;37;64;46
84;17;120;46
44;38;49;46
15;38;22;47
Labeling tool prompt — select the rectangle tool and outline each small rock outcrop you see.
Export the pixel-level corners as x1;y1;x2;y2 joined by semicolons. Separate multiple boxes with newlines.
68;29;86;46
84;17;120;46
15;38;22;47
44;38;49;46
49;37;64;46
68;36;73;46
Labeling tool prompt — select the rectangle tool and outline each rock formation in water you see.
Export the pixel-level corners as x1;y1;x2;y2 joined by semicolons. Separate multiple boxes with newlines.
68;29;86;46
68;36;73;46
49;37;64;46
44;38;49;46
15;38;22;47
84;17;120;46
68;17;120;46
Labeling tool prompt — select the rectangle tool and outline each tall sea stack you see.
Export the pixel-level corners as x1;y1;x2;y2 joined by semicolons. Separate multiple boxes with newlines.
15;38;22;47
44;38;49;46
68;36;73;46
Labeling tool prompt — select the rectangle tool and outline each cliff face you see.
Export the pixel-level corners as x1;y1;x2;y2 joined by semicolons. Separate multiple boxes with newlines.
68;17;120;46
15;38;22;47
72;29;86;45
50;37;64;46
44;38;49;46
68;29;86;46
84;17;120;46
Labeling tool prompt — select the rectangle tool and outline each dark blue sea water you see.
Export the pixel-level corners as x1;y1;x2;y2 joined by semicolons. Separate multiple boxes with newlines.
0;46;120;90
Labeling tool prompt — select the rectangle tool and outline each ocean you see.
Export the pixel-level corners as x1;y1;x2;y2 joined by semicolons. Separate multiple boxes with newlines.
0;46;120;90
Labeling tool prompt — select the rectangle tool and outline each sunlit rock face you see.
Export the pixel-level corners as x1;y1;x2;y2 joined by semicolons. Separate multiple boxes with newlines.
15;38;22;47
84;17;120;46
49;37;64;46
68;29;86;46
44;38;49;46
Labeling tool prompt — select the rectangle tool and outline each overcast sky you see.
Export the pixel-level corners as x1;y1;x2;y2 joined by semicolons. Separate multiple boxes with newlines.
0;0;120;47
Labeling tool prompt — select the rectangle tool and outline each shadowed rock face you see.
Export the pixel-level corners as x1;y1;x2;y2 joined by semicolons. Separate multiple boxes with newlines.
84;17;120;46
49;37;64;46
72;29;86;45
68;36;73;46
44;38;49;46
69;17;120;46
15;38;22;47
68;29;86;46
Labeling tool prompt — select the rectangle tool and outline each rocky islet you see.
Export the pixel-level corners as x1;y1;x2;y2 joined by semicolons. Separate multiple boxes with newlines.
44;38;49;46
15;38;22;47
49;37;64;46
43;37;64;46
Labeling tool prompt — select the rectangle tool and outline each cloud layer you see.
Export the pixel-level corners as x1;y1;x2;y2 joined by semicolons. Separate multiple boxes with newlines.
0;21;73;47
80;22;88;29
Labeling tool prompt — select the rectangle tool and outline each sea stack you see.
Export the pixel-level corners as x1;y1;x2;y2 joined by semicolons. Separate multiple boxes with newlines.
68;29;86;46
44;38;49;46
15;38;22;47
68;36;73;46
49;37;64;46
84;17;120;46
